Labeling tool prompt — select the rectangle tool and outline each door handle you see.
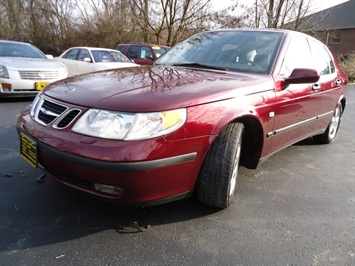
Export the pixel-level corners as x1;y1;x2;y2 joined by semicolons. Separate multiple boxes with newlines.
312;83;320;92
332;79;342;87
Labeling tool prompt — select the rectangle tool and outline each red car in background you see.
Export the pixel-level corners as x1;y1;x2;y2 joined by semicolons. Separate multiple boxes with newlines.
115;43;170;65
17;29;348;209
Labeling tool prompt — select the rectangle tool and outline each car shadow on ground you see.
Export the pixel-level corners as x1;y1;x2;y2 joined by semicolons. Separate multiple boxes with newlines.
0;133;335;252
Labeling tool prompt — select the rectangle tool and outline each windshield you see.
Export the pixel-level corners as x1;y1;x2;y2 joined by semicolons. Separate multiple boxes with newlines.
156;30;284;74
0;42;47;59
91;50;132;63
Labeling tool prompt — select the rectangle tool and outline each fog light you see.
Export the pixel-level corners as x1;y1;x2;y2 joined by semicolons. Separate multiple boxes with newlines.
94;183;123;195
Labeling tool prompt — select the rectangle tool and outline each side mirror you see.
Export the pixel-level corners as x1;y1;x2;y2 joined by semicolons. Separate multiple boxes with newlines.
46;54;54;59
83;57;92;62
277;68;320;90
286;68;320;84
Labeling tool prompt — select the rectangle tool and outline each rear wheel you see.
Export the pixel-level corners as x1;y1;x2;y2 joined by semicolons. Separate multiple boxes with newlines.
313;104;342;144
196;123;244;208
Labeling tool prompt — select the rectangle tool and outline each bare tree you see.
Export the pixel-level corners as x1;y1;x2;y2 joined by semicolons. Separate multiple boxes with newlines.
210;1;249;29
1;0;77;53
131;0;213;46
1;0;318;54
241;0;313;29
0;0;26;40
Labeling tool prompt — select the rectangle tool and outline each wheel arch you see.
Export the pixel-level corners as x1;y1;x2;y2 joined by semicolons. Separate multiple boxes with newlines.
339;95;346;115
234;115;264;169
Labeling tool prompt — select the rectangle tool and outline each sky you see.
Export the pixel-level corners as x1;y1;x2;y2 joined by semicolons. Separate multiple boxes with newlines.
211;0;349;13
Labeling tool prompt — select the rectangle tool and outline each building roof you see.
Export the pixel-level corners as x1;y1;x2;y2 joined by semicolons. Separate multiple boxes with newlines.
301;0;355;31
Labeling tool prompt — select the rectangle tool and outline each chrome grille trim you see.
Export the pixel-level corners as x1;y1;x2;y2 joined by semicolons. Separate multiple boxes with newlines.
19;70;60;80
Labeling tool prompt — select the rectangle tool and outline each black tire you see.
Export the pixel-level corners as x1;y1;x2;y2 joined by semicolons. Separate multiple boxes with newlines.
313;104;342;144
196;123;244;208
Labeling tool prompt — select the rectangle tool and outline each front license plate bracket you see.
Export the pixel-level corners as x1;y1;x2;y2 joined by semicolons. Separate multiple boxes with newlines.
20;133;38;168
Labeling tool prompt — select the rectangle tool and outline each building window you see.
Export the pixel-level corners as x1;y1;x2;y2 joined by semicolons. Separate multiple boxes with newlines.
330;34;342;44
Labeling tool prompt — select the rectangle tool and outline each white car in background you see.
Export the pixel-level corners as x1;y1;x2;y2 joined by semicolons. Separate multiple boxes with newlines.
55;47;138;76
0;40;68;98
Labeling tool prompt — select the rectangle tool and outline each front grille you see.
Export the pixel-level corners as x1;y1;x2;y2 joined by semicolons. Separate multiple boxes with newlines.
34;99;67;125
33;97;82;129
19;70;59;80
55;110;81;128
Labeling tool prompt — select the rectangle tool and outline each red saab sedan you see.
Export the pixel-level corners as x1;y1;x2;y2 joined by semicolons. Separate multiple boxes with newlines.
17;29;348;208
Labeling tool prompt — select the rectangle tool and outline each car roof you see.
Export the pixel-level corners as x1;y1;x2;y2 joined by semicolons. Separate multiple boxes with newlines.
116;43;170;48
207;28;312;38
0;40;33;46
66;46;121;52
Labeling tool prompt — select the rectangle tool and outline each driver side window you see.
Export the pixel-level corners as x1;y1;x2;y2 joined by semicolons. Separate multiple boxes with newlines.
78;49;91;61
279;37;312;76
63;49;79;60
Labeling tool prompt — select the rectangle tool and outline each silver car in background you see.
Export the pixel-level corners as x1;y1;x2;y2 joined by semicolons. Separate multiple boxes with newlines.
0;40;68;98
54;47;138;77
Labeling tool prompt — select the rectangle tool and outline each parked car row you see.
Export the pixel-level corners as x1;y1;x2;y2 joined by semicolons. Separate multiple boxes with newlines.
17;29;348;209
1;40;170;97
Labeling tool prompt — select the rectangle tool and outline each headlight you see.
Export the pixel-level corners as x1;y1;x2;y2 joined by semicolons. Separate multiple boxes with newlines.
0;65;9;78
60;65;69;77
72;108;187;140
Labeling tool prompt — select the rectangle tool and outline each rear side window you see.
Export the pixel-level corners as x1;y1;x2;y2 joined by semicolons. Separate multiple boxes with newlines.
127;46;153;60
309;40;335;75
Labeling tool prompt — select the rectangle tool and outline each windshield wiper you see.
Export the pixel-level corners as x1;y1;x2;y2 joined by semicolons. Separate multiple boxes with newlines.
171;63;227;71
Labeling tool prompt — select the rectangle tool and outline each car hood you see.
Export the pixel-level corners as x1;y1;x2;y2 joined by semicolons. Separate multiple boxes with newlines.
43;66;274;112
0;57;66;70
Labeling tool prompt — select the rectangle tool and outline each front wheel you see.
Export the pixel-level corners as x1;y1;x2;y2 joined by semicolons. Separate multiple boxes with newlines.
196;123;244;208
313;104;342;144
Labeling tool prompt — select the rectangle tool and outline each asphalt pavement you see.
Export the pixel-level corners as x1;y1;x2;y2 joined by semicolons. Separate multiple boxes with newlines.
0;87;354;265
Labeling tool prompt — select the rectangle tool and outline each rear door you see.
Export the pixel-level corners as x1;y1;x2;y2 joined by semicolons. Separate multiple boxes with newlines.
308;39;343;118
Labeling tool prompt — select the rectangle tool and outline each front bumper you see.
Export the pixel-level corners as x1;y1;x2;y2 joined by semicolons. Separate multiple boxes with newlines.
17;118;209;206
0;76;65;97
